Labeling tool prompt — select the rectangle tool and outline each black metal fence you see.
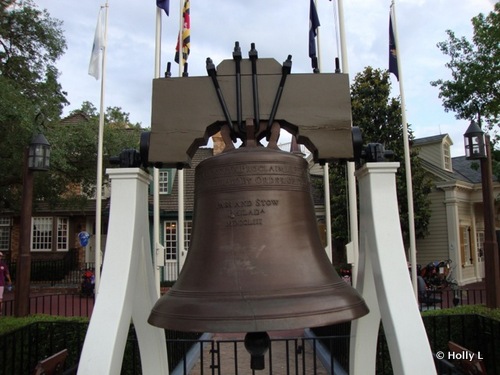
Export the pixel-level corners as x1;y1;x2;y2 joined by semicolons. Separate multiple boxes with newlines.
0;321;87;375
420;288;487;310
6;250;89;287
1;315;498;374
2;289;486;317
2;294;95;317
314;314;499;375
0;322;201;375
424;314;500;374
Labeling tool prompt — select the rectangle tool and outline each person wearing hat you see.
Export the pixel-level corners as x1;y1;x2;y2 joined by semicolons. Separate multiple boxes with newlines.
0;252;12;315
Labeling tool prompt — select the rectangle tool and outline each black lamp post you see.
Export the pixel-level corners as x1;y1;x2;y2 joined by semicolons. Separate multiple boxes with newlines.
14;132;51;317
464;119;500;308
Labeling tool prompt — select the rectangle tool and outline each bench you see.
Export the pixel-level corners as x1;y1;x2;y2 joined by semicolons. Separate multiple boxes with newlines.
448;341;487;375
32;349;68;375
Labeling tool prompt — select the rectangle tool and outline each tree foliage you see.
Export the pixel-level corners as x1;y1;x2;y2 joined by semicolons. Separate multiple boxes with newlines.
0;0;67;209
328;67;432;253
42;103;142;210
0;2;142;212
0;0;68;122
430;3;500;135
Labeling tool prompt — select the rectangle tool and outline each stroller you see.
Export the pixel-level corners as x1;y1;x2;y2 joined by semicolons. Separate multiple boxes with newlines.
81;269;95;297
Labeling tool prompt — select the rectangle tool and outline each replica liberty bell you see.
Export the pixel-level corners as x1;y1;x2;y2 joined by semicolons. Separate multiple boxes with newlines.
147;43;368;369
149;123;368;333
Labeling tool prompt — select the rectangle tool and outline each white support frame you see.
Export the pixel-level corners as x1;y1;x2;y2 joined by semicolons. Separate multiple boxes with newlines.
77;163;436;374
350;163;436;375
78;168;169;375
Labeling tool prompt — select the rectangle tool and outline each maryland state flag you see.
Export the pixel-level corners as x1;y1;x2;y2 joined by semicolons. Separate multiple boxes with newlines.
175;0;190;64
389;9;399;80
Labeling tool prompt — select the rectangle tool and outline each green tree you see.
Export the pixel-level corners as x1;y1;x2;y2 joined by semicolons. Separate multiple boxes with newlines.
0;2;144;212
0;0;68;122
430;3;499;134
328;67;432;254
0;0;68;209
40;103;142;210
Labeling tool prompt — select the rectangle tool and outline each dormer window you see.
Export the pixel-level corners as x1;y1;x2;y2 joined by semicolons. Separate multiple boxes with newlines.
443;142;452;171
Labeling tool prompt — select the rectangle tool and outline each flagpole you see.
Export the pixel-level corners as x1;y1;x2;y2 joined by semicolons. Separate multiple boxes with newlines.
391;1;418;298
314;0;322;72
336;0;360;287
178;0;184;77
153;7;162;298
313;0;333;262
323;163;332;262
95;1;109;295
177;0;186;274
155;8;162;77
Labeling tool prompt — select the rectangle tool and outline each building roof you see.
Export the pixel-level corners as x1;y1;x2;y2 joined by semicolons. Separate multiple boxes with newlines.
414;132;495;184
412;134;452;147
60;112;90;125
418;155;488;184
451;156;487;184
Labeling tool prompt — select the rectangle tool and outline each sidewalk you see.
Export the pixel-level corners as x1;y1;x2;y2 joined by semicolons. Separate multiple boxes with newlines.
188;330;330;375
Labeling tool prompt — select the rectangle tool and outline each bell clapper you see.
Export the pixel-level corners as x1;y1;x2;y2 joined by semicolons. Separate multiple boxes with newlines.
244;331;271;371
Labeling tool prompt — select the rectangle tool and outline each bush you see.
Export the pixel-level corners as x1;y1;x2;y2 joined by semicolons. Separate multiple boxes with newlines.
0;315;202;374
422;304;500;320
0;315;88;335
0;317;89;374
422;306;500;374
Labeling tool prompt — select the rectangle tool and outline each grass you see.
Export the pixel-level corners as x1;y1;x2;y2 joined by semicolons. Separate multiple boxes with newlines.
0;314;89;335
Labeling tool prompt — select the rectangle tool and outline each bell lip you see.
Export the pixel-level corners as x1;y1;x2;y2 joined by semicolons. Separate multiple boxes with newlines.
148;302;369;333
148;284;370;333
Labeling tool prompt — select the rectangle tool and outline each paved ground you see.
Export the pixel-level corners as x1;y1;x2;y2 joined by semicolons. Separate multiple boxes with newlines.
188;330;330;375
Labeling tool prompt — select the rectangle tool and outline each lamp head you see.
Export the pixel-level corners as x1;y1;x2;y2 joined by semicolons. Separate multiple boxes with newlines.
28;133;51;171
464;120;486;160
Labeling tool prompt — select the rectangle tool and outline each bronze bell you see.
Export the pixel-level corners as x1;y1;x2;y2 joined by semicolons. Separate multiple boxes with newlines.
149;143;368;333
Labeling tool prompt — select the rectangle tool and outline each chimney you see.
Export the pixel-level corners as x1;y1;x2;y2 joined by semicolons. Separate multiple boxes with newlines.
212;131;225;155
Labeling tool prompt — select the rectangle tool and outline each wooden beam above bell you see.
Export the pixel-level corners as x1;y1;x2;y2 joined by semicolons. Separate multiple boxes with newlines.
148;57;354;168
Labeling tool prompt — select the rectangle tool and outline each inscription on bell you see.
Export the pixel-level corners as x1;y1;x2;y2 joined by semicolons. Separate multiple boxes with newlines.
217;199;279;209
197;162;309;192
218;199;279;227
206;164;303;177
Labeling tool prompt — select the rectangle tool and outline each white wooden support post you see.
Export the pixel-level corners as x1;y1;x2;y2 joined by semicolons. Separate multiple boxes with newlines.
350;163;435;375
78;168;169;375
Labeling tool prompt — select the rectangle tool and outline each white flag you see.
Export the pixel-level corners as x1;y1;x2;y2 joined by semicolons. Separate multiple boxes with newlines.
88;8;105;80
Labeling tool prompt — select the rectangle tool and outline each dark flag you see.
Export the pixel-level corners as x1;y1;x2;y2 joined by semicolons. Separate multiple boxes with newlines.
389;11;399;80
175;0;190;64
156;0;170;16
309;0;320;58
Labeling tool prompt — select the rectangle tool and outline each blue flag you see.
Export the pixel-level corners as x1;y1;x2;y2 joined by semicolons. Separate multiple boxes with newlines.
389;12;399;80
157;0;170;16
309;0;320;58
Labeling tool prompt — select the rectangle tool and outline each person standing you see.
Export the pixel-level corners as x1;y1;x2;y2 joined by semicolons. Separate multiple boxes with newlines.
0;252;12;316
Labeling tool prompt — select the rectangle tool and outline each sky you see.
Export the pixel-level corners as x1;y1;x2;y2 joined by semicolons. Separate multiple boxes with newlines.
34;0;497;157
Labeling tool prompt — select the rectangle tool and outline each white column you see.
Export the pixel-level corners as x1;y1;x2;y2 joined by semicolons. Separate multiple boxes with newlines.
443;187;463;284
